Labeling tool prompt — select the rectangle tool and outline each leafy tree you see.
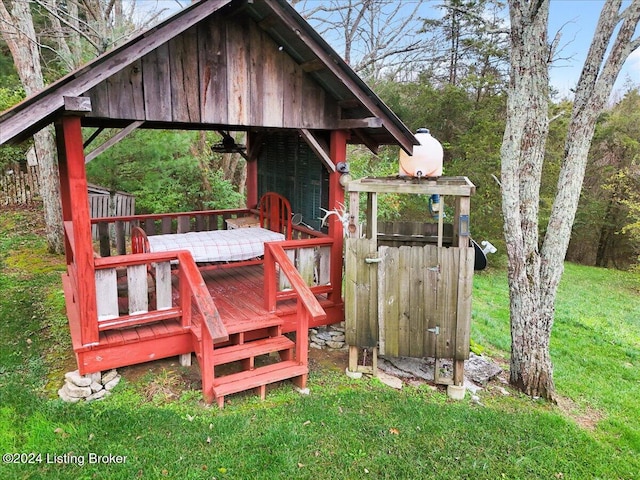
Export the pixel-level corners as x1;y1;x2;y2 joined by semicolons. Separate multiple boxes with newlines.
422;0;509;89
85;130;244;214
569;88;640;268
0;86;26;171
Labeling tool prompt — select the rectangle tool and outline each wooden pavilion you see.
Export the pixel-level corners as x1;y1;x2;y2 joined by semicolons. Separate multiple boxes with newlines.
0;0;417;406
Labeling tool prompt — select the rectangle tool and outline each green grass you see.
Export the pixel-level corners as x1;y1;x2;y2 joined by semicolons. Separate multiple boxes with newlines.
1;206;639;479
472;263;640;458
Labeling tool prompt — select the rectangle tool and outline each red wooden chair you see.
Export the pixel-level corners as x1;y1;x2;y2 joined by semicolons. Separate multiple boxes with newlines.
259;192;292;240
131;226;151;254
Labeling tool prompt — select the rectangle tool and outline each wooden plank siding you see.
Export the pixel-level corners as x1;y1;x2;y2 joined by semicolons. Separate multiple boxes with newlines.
378;245;474;361
83;13;337;129
169;26;201;123
142;43;172;121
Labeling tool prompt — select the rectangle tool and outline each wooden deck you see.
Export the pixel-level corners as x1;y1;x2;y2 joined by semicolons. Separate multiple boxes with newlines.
65;253;342;407
200;264;344;334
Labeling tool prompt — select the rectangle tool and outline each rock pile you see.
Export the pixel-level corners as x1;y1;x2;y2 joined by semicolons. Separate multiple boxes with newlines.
309;322;346;350
58;369;121;403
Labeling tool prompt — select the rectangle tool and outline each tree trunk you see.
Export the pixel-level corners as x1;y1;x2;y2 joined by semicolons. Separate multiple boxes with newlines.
34;128;64;253
0;0;64;254
503;0;640;400
501;0;554;400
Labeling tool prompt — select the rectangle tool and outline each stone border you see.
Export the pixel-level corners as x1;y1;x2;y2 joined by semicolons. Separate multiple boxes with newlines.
58;369;120;403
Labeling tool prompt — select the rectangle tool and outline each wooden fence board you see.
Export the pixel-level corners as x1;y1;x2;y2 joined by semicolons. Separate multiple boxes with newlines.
396;246;411;356
298;247;315;286
345;238;377;347
155;261;173;310
95;268;119;321
455;247;474;360
437;247;458;359
127;264;149;314
362;245;473;361
1;166;39;205
409;246;425;357
378;246;399;356
424;245;440;356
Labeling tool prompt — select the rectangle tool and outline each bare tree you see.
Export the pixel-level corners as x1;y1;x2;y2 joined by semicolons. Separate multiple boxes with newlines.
501;0;640;400
294;0;434;82
0;0;62;253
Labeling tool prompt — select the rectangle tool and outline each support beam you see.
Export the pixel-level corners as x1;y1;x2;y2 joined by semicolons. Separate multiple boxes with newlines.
246;159;258;209
350;129;379;155
337;117;382;129
328;130;349;302
63;96;92;113
299;129;335;172
85;121;144;163
300;58;325;73
246;131;265;209
56;115;98;346
83;127;105;149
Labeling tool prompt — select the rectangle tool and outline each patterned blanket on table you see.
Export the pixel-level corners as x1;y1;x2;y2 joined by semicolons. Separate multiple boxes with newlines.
146;228;285;263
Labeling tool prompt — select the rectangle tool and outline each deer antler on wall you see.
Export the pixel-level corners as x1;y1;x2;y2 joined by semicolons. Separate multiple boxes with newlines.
319;202;350;234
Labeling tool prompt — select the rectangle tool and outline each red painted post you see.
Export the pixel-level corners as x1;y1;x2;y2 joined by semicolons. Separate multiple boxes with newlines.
56;116;99;346
263;245;277;312
296;304;309;367
329;130;349;302
246;159;258;209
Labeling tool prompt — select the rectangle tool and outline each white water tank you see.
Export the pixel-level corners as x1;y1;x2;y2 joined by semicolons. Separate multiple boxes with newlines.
399;128;443;178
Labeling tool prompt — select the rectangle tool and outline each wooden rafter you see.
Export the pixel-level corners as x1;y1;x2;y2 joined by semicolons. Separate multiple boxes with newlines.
84;121;144;163
299;129;336;172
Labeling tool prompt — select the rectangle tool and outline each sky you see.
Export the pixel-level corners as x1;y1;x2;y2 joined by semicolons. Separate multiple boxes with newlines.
548;0;640;99
144;0;640;98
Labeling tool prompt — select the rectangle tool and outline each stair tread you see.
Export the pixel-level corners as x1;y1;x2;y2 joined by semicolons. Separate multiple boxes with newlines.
212;360;307;397
213;336;294;366
223;316;283;335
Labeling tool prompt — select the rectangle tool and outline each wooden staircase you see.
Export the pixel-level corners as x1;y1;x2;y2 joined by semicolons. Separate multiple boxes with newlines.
192;315;308;408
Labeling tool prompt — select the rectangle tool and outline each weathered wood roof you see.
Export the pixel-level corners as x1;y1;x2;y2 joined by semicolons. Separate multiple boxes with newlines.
0;0;416;153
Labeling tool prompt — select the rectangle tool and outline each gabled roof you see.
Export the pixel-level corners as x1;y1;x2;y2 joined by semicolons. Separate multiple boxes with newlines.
0;0;416;153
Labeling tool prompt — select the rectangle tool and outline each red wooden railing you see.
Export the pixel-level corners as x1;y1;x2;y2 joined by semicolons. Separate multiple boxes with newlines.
93;251;228;345
264;243;326;366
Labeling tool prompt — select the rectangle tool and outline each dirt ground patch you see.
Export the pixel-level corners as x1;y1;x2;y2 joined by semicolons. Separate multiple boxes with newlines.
555;395;605;431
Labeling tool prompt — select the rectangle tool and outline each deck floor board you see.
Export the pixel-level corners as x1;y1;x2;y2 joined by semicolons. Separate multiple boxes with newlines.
201;265;292;322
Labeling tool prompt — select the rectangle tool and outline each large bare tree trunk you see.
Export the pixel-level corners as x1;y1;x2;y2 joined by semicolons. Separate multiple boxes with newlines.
501;0;553;399
502;0;640;400
0;0;64;254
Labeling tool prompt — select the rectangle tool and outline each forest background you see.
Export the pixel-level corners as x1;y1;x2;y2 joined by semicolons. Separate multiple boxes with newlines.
0;0;639;271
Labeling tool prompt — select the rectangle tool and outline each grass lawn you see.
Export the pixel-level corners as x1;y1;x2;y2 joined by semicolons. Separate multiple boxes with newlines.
1;205;638;479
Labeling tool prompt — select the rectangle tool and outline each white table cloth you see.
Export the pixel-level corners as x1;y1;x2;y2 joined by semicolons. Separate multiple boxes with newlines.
146;228;285;263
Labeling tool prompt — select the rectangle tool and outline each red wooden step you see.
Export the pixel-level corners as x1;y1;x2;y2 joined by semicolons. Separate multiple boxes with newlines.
212;336;294;366
223;316;283;335
212;360;308;398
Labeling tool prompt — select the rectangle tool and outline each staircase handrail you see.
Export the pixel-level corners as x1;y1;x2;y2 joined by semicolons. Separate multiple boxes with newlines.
176;251;229;345
264;243;326;365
